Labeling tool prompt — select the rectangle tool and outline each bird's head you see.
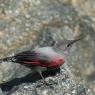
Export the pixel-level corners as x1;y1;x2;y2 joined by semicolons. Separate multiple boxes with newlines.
54;35;85;52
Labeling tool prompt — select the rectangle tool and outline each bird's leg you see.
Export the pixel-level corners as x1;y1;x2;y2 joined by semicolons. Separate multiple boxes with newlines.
38;71;47;85
33;66;54;88
37;71;54;89
32;66;48;84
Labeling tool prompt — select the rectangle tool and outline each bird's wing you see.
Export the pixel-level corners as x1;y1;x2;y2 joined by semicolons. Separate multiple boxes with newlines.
13;50;49;66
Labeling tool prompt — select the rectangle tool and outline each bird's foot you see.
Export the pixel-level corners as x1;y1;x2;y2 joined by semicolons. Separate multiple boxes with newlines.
43;81;54;89
35;80;54;89
36;79;57;90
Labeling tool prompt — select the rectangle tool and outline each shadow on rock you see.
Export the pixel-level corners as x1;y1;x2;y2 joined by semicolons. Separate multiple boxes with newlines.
0;68;60;92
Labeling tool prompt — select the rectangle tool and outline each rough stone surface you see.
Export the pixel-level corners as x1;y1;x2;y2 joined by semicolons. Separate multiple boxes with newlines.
0;0;95;95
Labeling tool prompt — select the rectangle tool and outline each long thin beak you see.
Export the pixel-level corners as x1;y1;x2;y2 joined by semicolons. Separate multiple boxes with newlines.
66;35;85;47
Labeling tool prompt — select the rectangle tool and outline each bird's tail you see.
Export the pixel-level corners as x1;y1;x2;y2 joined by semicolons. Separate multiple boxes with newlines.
0;57;14;63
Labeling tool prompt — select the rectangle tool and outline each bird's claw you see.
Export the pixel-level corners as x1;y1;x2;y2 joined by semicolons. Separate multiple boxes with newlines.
35;80;54;89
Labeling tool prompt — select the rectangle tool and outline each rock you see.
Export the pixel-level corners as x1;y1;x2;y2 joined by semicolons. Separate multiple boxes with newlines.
0;0;95;95
72;0;95;18
62;0;95;20
1;68;91;95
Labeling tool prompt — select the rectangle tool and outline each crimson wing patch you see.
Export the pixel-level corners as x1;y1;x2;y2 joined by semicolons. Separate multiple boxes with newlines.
13;50;49;66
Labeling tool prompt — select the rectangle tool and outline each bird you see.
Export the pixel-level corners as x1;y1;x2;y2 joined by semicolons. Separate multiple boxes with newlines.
0;35;84;86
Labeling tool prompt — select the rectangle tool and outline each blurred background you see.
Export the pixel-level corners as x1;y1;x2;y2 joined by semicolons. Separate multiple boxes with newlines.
0;0;95;95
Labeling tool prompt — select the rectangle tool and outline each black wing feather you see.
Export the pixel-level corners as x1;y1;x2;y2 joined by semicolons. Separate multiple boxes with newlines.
13;50;49;64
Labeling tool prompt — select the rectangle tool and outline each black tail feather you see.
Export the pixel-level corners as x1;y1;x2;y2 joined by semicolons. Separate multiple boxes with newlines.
0;57;14;63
